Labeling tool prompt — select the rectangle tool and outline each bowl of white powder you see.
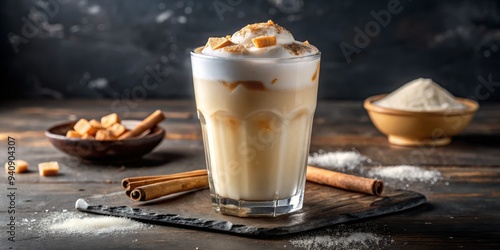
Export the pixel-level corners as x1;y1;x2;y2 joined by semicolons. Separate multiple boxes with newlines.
364;78;479;146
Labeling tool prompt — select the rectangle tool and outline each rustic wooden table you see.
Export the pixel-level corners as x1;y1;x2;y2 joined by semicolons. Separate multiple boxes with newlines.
1;100;499;249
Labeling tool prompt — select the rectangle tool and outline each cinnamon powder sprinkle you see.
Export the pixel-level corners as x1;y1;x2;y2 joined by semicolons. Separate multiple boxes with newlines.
282;43;313;56
272;78;278;84
221;44;247;53
233;21;285;38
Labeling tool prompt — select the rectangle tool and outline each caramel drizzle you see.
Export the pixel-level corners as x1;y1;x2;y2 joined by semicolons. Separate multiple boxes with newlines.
221;80;266;91
312;61;320;82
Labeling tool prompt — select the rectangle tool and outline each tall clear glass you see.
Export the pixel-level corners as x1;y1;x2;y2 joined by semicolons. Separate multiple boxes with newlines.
191;48;320;217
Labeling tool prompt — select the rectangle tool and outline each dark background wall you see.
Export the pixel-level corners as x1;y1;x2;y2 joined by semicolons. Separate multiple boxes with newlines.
1;0;499;102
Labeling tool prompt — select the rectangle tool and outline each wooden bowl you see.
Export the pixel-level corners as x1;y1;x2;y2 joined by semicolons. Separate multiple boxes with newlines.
45;120;165;161
363;95;479;146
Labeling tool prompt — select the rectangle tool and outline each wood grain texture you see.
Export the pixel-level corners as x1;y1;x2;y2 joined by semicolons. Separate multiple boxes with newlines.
0;100;499;249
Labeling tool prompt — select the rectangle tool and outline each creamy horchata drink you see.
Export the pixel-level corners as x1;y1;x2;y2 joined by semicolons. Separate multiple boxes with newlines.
190;20;320;217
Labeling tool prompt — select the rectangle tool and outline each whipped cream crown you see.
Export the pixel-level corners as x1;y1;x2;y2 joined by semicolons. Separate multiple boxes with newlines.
201;20;319;58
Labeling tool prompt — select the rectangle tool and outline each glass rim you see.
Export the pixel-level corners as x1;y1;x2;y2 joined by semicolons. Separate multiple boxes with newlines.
190;47;321;62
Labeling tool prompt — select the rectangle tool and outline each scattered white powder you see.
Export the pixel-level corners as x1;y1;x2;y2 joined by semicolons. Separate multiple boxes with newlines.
291;233;380;249
20;211;152;236
308;150;444;190
374;78;465;111
367;165;442;184
289;225;392;250
49;216;145;235
308;151;370;172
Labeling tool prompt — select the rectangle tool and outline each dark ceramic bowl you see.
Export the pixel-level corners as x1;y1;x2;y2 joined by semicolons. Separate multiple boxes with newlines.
45;120;165;162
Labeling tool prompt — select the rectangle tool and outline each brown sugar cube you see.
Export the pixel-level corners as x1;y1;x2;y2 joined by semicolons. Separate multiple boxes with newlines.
108;123;127;137
86;119;102;136
89;119;103;129
73;119;98;136
252;35;277;48
207;37;233;50
66;130;82;138
95;129;117;140
81;133;95;140
5;160;28;174
101;113;121;128
95;130;106;140
38;161;59;176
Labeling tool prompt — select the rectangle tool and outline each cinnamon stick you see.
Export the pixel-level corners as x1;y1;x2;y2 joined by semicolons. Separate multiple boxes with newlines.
130;175;209;201
121;169;207;189
125;170;208;191
122;166;383;202
121;176;164;189
119;110;165;140
306;166;384;196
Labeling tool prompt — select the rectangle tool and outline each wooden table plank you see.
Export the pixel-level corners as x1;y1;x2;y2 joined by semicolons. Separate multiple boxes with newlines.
1;100;499;249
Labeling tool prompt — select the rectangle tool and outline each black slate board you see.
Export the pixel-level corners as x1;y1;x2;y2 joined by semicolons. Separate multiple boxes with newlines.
76;183;425;237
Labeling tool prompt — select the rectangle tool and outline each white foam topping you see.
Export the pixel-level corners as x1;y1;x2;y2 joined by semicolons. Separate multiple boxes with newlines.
192;20;320;90
191;53;320;90
230;21;295;45
201;20;319;58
